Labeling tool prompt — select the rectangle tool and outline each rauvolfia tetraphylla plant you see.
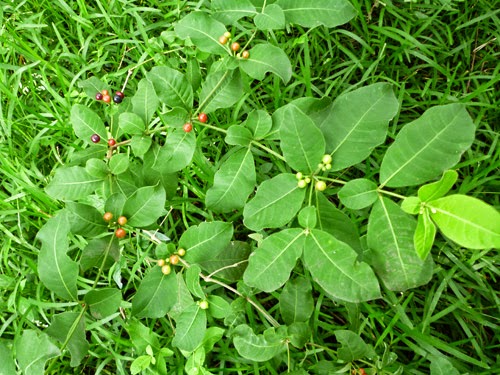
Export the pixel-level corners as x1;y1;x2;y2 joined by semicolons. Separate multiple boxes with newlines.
17;1;499;374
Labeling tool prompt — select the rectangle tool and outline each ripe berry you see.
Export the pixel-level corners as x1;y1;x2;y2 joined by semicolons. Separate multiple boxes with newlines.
218;35;228;45
115;228;126;238
199;300;209;310
95;92;103;100
161;264;172;275
115;91;124;99
101;89;109;96
103;212;113;222
91;134;101;143
223;31;231;38
183;122;193;133
169;254;180;265
241;50;250;59
108;138;116;147
198;113;208;123
158;259;166;267
117;216;127;226
102;94;111;103
113;94;123;104
177;248;186;257
315;180;327;191
231;42;240;52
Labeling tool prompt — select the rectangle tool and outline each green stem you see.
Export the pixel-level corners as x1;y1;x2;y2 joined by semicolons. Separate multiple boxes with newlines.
250;140;285;161
92;235;117;289
378;188;406;200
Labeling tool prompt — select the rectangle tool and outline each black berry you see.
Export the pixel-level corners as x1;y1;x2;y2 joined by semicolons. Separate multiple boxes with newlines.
95;92;103;100
91;134;101;143
115;91;124;99
113;95;123;104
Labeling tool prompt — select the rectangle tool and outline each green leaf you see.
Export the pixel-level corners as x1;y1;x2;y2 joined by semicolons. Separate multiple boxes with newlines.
303;229;381;302
233;324;286;362
338;179;379;210
109;153;129;175
428;195;500;249
78;76;106;98
199;69;243;114
430;355;460;375
69;145;107;166
212;0;256;24
186;264;205;299
46;166;101;201
80;236;120;272
181;221;234;265
105;192;127;217
243;173;306;231
46;312;89;367
130;135;152;158
239;43;292;84
126;320;161;353
119;112;145;135
414;210;436;260
244;229;304;292
85;158;109;179
254;4;285;30
147;66;193;109
170;273;195;321
207;295;231;319
197;241;251;282
206;148;256;213
70;104;107;144
288;322;311;349
132;78;159;125
122;185;166;227
335;330;375;362
401;196;421;215
0;341;16;375
279;106;325;173
16;330;60;375
66;202;107;237
380;104;475;187
243;109;272;140
172;304;207;352
225;126;253;146
276;0;356;28
132;267;178;318
37;212;78;300
131;355;152;375
418;170;458;202
175;12;227;55
367;197;433;291
186;58;202;91
84;288;122;319
298;206;317;229
152;130;196;174
279;277;314;325
318;83;398;170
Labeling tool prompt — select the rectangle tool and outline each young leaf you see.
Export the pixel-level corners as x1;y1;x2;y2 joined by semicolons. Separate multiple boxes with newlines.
233;324;286;362
318;83;398;170
119;112;146;135
243;109;272;140
132;267;178;318
86;158;109;179
172;304;207;352
430;355;460;375
122;185;165;227
37;211;78;300
70;104;107;144
367;197;433;291
239;43;292;84
16;330;60;375
303;229;381;302
199;69;243;114
335;330;376;362
225;126;253;146
66;202;107;237
186;264;205;299
147;66;193;110
132;78;159;125
180;221;234;265
0;341;16;375
414;210;436;260
428;195;500;249
276;0;356;28
401;196;421;215
46;312;89;367
418;170;458;202
338;178;379;210
84;288;122;319
243;173;306;231
207;295;231;319
244;228;305;292
109;153;130;175
212;0;256;24
130;135;152;158
152;130;196;174
78;76;107;98
254;4;286;30
298;206;317;229
279;106;325;173
46;166;102;201
174;12;227;55
379;104;475;188
279;277;314;325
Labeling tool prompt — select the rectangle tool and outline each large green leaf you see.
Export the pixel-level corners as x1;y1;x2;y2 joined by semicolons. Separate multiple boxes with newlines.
77;76;106;98
46;166;102;201
367;197;433;291
254;4;286;30
279;277;314;325
132;78;159;125
279;106;325;173
84;288;122;319
197;241;251;282
380;104;475;187
119;112;146;135
428;195;500;249
172;304;207;352
122;185;166;227
243;109;272;140
233;325;286;362
199;69;243;114
66;202;107;237
276;0;356;28
70;104;107;144
169;273;195;321
225;126;253;146
152;130;196;174
337;179;379;210
243;173;306;231
244;229;304;292
37;211;78;300
132;267;178;318
212;0;256;24
239;43;292;84
147;66;193;109
180;221;234;264
174;12;227;55
16;330;60;375
318;83;398;170
303;229;381;302
206;148;256;213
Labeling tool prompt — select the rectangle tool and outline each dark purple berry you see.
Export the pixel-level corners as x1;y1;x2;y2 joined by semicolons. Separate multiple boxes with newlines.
113;94;123;104
95;92;103;100
91;134;101;143
115;91;124;99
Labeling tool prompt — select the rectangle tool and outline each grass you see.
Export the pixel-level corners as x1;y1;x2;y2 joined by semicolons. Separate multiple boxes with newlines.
1;0;499;374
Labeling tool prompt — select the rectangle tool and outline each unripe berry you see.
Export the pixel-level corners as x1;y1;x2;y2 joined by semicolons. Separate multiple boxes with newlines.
315;180;327;191
101;89;109;96
295;172;303;180
219;35;228;45
241;50;250;59
161;264;172;275
117;216;127;226
223;31;231;38
298;179;307;188
103;212;113;222
102;94;111;103
177;248;186;257
169;254;180;265
322;154;333;164
198;113;208;123
158;259;166;267
199;300;209;310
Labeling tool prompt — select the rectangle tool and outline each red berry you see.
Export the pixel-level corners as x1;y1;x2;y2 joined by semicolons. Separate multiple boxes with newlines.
113;94;123;104
231;42;240;52
241;50;250;59
103;212;113;222
95;92;103;100
91;134;101;143
101;89;109;96
102;94;111;103
108;138;116;147
115;91;124;99
198;113;207;123
115;228;126;238
219;35;228;45
117;216;127;226
183;123;193;133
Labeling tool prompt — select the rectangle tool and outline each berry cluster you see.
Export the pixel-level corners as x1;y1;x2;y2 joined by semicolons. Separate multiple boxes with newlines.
296;155;332;191
318;154;332;171
157;248;186;275
218;31;250;59
95;89;124;104
90;133;117;147
103;212;128;238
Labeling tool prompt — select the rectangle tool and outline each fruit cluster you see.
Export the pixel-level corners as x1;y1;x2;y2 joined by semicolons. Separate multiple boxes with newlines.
296;154;332;191
318;154;332;171
103;212;128;238
218;31;250;59
157;248;186;275
95;89;124;104
90;133;117;147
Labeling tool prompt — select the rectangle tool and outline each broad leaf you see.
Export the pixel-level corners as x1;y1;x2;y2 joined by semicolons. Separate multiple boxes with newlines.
170;273;195;321
132;267;178;318
239;43;292;84
130;135;152;158
418;170;458;202
132;78;159;125
181;221;234;264
367;197;433;291
430;355;460;375
147;66;193;109
428;195;500;249
206;148;256;212
298;206;317;229
244;229;305;292
276;0;356;28
122;185;166;227
243;109;272;140
254;4;285;30
199;69;243;114
212;0;256;24
46;166;101;201
66;202;107;237
319;83;398;170
280;106;325;173
401;196;421;215
70;104;107;144
233;325;286;362
243;173;306;231
197;241;251;282
279;277;314;325
288;322;311;349
225;126;253;146
109;153;129;175
152;130;196;174
85;158;108;179
37;212;78;300
175;12;227;55
207;295;231;319
380;104;475;187
335;330;375;362
0;341;16;375
80;236;120;272
338;178;379;210
126;320;161;353
303;229;381;302
172;304;207;352
78;76;106;98
16;330;60;375
119;112;145;135
84;288;122;319
414;210;436;260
